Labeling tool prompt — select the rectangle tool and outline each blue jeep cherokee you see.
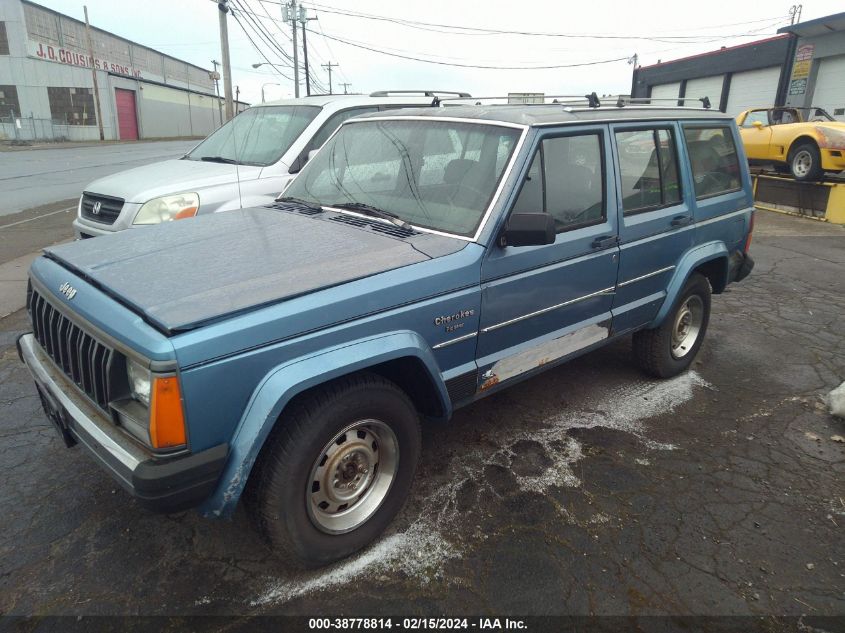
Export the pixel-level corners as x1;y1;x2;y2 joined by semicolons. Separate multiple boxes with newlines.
18;102;754;566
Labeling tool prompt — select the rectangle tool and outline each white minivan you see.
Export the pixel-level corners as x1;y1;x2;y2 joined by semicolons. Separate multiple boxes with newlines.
72;92;468;238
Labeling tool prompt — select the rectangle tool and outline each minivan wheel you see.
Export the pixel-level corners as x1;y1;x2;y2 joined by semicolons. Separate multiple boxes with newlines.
789;142;823;181
247;373;421;567
633;273;711;378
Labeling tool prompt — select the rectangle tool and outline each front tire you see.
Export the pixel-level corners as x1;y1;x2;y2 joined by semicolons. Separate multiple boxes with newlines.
248;373;421;567
789;142;823;181
633;273;711;378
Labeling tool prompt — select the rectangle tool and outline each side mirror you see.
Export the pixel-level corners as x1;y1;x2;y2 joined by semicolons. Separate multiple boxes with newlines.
752;121;764;129
307;149;320;162
500;213;556;247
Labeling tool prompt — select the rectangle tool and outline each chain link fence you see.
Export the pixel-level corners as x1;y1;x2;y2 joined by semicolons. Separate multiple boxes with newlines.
0;115;75;143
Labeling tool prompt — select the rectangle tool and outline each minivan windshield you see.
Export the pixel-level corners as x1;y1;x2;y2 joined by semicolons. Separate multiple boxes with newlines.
185;105;321;167
283;119;521;237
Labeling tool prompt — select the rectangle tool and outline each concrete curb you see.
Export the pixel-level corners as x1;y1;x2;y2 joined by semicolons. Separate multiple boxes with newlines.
0;250;41;318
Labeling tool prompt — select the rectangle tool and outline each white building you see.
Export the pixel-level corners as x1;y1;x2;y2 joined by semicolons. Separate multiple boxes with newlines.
0;0;247;142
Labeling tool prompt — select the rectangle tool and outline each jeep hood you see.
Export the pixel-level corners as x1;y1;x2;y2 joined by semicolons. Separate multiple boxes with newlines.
83;158;263;203
42;207;464;333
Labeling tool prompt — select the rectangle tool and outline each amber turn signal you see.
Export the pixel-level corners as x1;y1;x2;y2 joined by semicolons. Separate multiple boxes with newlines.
173;206;198;220
149;376;187;449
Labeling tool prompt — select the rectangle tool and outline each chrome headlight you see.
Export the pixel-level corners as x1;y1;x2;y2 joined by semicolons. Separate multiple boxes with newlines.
126;358;151;406
134;193;199;225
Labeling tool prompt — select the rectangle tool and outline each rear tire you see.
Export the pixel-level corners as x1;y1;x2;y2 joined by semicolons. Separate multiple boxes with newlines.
633;273;711;378
789;142;823;181
247;373;421;567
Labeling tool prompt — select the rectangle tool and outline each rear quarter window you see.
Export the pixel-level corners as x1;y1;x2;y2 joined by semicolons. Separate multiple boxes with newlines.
683;126;742;199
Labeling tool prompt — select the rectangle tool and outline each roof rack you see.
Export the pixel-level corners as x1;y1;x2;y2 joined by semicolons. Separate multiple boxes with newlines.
623;96;712;109
369;90;472;98
433;93;603;106
431;92;714;110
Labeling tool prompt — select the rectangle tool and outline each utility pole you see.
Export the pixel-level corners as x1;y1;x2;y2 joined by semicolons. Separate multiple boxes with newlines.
322;62;338;95
299;6;317;96
235;85;240;111
789;4;803;24
283;1;300;97
339;82;352;95
211;60;223;126
83;6;104;140
217;0;234;120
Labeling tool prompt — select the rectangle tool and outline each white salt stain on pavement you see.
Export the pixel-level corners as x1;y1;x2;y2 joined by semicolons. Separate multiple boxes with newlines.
507;371;711;493
251;524;456;606
250;371;710;607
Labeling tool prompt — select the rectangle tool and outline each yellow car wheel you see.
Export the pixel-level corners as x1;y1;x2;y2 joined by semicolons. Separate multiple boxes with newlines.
789;142;823;181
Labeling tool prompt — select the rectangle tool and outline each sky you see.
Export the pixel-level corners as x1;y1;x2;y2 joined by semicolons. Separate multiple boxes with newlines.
37;0;845;105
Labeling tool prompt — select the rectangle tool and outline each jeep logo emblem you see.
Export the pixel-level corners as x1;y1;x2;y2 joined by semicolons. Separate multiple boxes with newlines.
59;282;77;300
92;201;102;215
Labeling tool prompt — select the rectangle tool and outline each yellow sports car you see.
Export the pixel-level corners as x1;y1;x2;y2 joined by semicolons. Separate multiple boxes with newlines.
735;107;845;181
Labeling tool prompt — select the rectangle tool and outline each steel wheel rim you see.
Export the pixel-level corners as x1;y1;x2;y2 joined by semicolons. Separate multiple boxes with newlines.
671;295;704;359
306;419;399;534
793;150;812;177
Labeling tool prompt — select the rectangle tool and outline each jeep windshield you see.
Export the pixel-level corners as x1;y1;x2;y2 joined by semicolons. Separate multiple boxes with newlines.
284;119;522;238
185;105;321;167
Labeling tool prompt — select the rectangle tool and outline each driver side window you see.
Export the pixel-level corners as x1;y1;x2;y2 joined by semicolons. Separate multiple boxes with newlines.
511;133;606;233
742;111;769;128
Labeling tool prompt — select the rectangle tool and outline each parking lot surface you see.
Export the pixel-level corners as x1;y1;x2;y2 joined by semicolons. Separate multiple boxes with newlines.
0;140;198;217
0;211;843;621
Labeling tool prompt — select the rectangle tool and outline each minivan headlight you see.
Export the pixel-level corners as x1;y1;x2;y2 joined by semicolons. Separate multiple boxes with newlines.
134;193;199;225
126;358;151;406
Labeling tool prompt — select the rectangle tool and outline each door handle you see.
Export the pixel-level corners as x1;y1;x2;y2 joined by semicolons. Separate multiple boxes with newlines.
591;235;619;249
670;215;693;227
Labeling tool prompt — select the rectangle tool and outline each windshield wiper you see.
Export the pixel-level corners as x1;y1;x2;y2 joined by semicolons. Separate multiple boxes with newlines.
329;202;411;230
198;156;239;164
275;196;323;211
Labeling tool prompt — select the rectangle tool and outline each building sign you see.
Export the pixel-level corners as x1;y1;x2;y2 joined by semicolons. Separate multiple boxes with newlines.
789;78;808;96
788;44;815;96
28;40;142;78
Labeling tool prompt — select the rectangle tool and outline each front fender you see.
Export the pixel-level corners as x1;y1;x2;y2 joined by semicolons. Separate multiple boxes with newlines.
649;241;728;328
199;330;449;518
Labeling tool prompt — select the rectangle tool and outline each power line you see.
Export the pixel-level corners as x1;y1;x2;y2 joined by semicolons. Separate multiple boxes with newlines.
229;5;295;81
231;0;294;65
249;0;296;54
238;0;342;89
306;27;631;69
265;0;789;43
234;1;330;94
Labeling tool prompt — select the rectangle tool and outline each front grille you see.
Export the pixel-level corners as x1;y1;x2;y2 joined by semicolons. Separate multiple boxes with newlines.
80;192;124;225
28;287;114;411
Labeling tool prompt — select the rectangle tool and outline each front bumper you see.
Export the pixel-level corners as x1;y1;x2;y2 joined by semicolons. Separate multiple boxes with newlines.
17;333;228;513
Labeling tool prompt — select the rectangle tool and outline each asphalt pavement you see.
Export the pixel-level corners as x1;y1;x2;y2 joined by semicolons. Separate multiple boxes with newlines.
0;210;843;625
0;139;198;217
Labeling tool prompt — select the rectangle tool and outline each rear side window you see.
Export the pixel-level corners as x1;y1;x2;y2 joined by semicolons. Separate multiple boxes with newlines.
683;127;742;199
615;128;682;215
511;133;605;233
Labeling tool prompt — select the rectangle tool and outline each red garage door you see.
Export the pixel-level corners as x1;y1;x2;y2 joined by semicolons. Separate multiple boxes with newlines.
115;88;138;140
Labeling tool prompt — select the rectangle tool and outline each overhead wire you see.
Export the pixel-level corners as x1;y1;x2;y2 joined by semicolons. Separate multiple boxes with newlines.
261;0;789;42
235;0;330;93
228;4;295;81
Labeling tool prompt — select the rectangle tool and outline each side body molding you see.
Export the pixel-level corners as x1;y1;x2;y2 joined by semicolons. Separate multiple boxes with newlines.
199;330;450;517
649;241;729;328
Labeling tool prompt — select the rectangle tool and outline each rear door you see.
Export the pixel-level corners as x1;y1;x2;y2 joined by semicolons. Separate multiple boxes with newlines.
610;121;694;333
477;125;619;390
